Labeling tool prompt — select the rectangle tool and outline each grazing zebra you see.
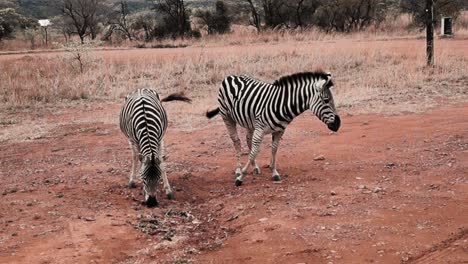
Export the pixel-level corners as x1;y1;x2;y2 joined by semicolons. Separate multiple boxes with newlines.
206;71;340;186
120;88;191;207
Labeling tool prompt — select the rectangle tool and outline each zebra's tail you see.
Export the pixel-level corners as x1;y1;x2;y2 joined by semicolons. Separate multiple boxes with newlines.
161;93;192;103
206;107;220;119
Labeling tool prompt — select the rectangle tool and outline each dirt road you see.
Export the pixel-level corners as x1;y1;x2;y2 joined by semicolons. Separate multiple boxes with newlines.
0;103;467;263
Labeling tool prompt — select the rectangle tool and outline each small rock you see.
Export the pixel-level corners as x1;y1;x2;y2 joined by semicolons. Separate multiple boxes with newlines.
314;155;325;161
373;187;383;193
259;218;268;222
330;190;337;196
358;185;367;190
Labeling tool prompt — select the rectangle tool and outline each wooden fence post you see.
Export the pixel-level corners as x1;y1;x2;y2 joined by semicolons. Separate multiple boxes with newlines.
426;0;434;66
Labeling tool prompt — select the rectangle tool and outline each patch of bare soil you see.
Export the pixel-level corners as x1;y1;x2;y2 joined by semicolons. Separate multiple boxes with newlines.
0;103;467;263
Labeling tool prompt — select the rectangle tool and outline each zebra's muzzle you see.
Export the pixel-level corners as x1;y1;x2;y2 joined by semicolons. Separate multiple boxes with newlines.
145;196;158;207
327;115;341;132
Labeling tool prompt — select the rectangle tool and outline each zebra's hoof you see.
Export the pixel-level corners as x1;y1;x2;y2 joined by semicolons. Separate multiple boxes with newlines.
272;175;281;182
235;179;243;187
166;192;174;200
145;196;158;208
253;167;261;175
128;181;136;188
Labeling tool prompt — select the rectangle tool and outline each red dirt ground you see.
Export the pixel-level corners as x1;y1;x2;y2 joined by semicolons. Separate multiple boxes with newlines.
0;103;467;264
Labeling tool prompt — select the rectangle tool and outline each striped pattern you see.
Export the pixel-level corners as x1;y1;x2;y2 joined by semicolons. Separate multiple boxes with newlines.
120;89;167;158
208;71;340;186
119;88;170;207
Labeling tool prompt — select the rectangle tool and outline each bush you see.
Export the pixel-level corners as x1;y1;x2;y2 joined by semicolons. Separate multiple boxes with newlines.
313;0;390;32
0;8;35;41
194;1;231;34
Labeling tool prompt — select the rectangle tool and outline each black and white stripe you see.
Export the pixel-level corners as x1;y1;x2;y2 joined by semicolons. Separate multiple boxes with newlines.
120;88;190;206
207;71;340;186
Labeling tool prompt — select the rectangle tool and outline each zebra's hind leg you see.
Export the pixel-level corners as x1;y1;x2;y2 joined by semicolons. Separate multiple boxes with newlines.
222;116;244;186
159;140;174;200
128;141;139;188
241;127;265;184
269;131;284;181
242;129;261;175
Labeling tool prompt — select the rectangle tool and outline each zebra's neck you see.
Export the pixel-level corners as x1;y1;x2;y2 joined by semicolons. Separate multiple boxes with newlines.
274;80;313;120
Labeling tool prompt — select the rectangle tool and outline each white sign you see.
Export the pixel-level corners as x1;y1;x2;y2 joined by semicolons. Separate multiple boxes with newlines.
38;19;52;27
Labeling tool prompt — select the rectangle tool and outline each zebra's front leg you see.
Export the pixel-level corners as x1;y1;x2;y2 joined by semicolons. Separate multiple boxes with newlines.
242;129;261;175
223;117;243;184
270;131;284;181
128;141;139;188
239;127;265;185
159;140;174;200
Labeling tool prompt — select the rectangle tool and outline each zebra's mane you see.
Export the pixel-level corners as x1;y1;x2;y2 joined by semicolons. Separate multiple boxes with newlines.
273;71;333;87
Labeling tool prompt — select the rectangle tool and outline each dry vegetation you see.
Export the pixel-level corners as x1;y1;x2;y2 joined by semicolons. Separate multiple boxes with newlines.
1;31;467;121
0;13;468;264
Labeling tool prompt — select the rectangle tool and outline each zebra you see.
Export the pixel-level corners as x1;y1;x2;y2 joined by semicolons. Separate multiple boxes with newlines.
119;88;191;207
206;71;340;186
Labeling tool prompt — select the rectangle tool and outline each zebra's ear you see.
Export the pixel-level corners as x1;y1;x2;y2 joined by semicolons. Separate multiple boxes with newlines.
316;79;327;92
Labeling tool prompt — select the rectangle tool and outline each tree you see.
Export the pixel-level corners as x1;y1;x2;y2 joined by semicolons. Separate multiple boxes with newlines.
400;0;464;28
0;7;36;41
153;0;191;38
0;8;21;41
314;0;390;32
130;10;158;41
107;0;134;41
232;0;321;30
194;1;231;34
241;0;261;32
51;15;74;42
58;0;105;43
262;0;289;28
0;0;18;9
285;0;320;28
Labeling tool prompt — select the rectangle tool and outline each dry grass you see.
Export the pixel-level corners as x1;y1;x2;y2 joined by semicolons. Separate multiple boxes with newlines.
0;35;467;143
0;36;467;121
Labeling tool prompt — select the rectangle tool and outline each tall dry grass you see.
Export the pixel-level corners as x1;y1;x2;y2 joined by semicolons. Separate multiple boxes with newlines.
1;37;467;117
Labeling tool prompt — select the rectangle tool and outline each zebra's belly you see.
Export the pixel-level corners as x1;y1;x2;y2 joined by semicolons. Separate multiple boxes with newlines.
233;115;256;129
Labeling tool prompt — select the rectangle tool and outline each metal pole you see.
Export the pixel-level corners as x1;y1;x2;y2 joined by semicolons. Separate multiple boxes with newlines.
45;27;48;47
426;0;434;66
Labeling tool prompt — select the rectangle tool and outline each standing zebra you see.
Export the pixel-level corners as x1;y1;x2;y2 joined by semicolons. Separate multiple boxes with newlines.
120;88;191;207
206;71;340;186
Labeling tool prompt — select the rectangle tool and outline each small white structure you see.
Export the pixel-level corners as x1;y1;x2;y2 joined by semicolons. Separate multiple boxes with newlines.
440;17;453;36
38;19;52;46
38;19;51;27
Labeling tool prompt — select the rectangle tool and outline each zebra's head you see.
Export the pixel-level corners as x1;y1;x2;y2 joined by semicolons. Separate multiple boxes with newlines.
310;73;341;132
139;155;162;207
